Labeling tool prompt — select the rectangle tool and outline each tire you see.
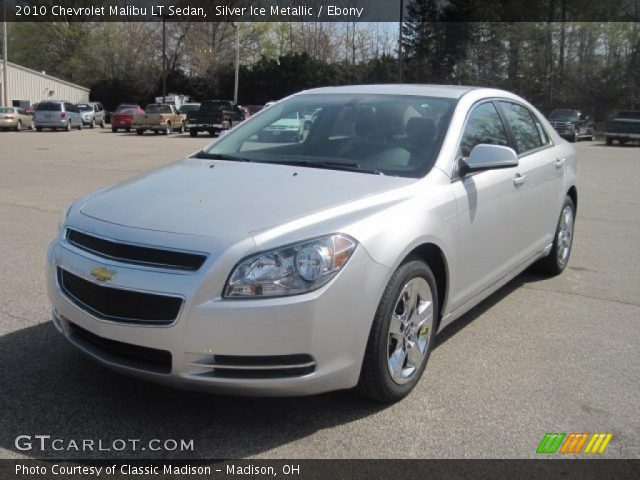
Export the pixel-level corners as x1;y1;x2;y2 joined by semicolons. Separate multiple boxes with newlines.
606;137;613;146
619;139;627;145
357;258;438;403
90;119;95;129
30;122;35;131
111;127;117;133
100;120;105;128
190;129;198;137
36;126;42;132
16;121;22;132
136;129;144;135
209;129;217;137
76;123;82;131
125;128;130;133
178;123;185;134
534;195;575;276
154;130;160;135
65;122;71;132
164;123;172;135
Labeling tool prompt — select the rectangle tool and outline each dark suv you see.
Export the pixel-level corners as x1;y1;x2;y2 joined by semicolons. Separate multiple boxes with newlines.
548;109;595;142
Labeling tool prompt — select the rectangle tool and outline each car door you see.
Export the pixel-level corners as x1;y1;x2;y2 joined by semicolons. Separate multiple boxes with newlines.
449;101;524;309
497;101;564;261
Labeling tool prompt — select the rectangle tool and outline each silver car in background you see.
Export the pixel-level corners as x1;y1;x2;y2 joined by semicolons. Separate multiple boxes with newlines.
77;102;106;128
34;101;82;131
47;85;577;402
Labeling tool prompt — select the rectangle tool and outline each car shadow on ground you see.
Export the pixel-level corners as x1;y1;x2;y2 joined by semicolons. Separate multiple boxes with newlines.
0;269;546;460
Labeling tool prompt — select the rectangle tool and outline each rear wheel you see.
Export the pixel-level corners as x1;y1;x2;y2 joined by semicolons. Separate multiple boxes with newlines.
534;196;575;276
30;122;35;131
125;127;130;133
358;259;438;403
136;129;144;135
190;129;198;137
111;127;117;133
36;126;43;132
90;119;95;129
606;137;613;145
65;122;71;132
100;119;105;128
16;121;22;131
178;123;185;134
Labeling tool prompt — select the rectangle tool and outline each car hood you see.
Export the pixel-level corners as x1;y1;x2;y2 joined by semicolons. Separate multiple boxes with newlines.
79;158;416;237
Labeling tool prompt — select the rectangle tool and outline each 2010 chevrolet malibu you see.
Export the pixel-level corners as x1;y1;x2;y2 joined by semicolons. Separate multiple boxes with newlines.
47;85;577;402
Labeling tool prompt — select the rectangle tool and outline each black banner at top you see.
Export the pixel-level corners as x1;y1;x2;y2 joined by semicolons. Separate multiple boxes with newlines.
1;0;639;22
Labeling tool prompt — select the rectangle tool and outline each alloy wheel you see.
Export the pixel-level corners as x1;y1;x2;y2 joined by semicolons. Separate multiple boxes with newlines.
386;277;434;385
557;205;574;267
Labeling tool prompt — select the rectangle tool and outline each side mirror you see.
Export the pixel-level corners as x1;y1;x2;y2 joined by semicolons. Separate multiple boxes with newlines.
460;144;518;177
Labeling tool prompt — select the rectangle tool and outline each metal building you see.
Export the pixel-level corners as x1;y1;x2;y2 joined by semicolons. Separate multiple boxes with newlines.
0;61;90;108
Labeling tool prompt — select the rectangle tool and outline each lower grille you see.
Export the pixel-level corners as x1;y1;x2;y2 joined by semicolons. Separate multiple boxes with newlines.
190;354;316;379
58;268;182;325
68;322;172;374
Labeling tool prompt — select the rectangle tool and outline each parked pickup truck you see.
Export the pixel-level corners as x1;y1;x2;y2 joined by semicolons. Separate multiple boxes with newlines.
186;100;245;137
132;104;185;135
605;110;640;145
547;109;595;142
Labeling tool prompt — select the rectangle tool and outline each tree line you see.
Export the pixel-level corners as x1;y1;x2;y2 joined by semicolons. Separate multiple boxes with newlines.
4;7;638;121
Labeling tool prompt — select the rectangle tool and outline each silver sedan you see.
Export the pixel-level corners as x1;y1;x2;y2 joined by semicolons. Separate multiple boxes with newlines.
47;85;577;402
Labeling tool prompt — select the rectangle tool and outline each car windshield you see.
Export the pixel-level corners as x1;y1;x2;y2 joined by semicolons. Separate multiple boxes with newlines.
145;104;171;114
116;104;137;111
201;101;229;112
180;104;200;113
549;110;579;121
202;94;455;178
617;111;640;120
0;107;14;113
36;102;62;112
117;108;138;115
77;104;93;111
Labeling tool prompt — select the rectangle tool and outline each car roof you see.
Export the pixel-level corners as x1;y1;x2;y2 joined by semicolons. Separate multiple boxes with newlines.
299;84;479;99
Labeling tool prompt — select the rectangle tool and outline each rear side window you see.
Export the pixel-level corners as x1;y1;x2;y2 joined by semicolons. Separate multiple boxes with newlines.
499;102;544;154
459;102;510;158
36;102;62;112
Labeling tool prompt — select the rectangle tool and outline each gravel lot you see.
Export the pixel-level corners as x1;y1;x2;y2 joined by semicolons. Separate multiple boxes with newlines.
0;129;638;459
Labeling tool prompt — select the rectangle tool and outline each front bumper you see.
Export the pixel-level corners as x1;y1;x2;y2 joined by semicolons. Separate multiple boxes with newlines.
46;224;388;396
605;132;640;140
187;123;228;130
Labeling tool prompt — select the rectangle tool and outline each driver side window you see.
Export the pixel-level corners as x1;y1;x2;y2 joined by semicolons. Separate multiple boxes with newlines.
459;102;509;158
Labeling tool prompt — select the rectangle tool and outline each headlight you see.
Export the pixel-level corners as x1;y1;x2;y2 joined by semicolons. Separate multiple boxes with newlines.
224;234;357;298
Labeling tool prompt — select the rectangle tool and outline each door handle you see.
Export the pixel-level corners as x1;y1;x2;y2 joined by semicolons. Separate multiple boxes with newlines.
555;158;565;168
513;173;526;187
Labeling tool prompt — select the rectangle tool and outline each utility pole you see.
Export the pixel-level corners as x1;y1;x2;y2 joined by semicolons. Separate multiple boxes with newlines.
162;16;166;103
2;0;8;107
398;0;404;83
233;22;239;104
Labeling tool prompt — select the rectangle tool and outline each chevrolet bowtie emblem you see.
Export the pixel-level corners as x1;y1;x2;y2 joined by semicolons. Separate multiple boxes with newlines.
90;266;116;282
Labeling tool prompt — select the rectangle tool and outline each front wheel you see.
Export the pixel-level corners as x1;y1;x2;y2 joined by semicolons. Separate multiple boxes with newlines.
190;129;198;137
534;196;575;276
16;121;22;131
136;129;144;135
606;137;613;145
90;119;95;129
111;127;117;133
357;259;438;403
164;123;172;135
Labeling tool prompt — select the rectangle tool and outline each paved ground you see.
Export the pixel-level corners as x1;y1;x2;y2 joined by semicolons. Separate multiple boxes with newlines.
0;129;638;459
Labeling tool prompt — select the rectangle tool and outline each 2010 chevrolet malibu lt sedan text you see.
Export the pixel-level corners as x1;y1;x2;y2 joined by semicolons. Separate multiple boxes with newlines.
47;85;577;402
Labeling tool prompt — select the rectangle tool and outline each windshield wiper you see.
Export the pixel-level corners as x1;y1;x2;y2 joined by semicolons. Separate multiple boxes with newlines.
272;160;383;175
193;151;253;162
